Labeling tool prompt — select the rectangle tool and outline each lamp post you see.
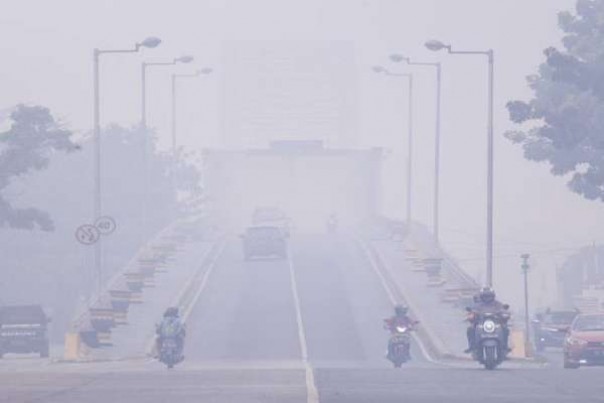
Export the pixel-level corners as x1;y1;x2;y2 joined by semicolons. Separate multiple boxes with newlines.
521;254;532;356
141;55;195;129
92;36;161;293
426;39;495;287
139;55;194;236
373;65;414;225
171;67;213;157
390;54;442;243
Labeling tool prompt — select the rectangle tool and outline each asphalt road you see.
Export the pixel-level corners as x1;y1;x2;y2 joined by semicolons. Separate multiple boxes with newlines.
2;234;604;402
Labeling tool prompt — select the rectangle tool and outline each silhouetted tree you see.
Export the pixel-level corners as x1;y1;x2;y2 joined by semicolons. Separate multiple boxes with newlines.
0;105;78;230
506;0;604;201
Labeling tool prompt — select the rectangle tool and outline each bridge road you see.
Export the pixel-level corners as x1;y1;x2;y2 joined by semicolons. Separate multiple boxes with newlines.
2;234;604;402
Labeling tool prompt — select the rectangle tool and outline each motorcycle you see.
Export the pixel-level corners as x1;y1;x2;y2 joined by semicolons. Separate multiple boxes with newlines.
470;310;509;370
159;337;182;369
387;325;412;368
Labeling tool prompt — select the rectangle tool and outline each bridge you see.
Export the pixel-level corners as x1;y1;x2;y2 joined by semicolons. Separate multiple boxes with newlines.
1;215;597;402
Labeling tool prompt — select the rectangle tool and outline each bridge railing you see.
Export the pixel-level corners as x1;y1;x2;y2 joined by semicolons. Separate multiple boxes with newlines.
64;215;217;359
368;216;479;306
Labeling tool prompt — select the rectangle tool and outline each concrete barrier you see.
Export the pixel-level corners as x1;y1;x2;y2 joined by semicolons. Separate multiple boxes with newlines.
97;331;112;346
89;308;115;332
79;329;99;348
64;332;81;360
509;330;527;358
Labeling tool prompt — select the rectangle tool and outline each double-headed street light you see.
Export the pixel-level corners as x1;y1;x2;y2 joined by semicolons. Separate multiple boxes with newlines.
373;65;414;225
92;36;161;292
141;55;195;128
171;67;213;156
390;54;442;243
139;55;194;235
425;39;495;287
168;68;213;213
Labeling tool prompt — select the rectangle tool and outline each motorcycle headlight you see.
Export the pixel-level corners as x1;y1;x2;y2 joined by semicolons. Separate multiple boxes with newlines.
483;320;496;334
395;326;408;333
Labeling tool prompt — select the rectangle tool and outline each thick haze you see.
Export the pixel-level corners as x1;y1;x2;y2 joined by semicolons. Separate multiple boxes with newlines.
2;0;603;308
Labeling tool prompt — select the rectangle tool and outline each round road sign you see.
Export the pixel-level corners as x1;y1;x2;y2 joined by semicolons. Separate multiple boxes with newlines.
95;216;117;235
75;224;101;245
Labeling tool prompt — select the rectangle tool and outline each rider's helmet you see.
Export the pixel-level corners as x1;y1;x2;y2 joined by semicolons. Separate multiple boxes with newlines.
479;287;496;304
394;304;408;316
164;307;179;318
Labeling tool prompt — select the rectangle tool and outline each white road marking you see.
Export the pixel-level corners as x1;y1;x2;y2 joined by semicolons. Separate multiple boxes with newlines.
357;238;438;365
145;241;226;355
181;241;227;322
287;246;320;403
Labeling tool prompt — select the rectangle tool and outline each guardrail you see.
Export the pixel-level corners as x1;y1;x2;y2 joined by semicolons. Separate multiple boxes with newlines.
64;216;217;360
369;216;479;306
367;216;533;361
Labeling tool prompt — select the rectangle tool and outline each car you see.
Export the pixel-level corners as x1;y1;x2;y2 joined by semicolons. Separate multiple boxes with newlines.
563;312;604;369
241;225;287;260
252;207;290;237
533;309;578;351
0;305;50;358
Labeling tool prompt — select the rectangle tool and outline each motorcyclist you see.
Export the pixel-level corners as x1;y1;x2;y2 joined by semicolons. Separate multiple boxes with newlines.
384;304;417;359
156;307;186;360
464;287;510;354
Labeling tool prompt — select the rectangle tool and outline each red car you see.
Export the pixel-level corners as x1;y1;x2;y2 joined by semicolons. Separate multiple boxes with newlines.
564;313;604;369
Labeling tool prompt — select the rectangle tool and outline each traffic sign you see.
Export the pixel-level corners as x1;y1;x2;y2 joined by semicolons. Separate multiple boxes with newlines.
95;216;117;235
75;224;101;245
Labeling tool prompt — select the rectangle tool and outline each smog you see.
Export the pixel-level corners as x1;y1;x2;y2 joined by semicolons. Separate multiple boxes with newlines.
1;1;603;402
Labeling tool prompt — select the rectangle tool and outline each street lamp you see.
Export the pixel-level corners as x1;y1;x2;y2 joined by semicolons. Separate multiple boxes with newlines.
171;67;213;156
141;55;195;128
139;55;194;237
373;65;414;225
426;39;495;287
92;36;161;293
168;68;213;214
521;254;532;356
390;53;442;243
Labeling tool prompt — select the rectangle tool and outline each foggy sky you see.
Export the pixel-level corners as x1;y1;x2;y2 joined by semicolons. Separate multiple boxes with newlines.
1;0;602;307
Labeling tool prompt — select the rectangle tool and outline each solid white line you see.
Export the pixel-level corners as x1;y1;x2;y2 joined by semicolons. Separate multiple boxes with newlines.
286;246;320;403
182;242;226;322
145;241;226;356
356;238;438;365
181;241;227;322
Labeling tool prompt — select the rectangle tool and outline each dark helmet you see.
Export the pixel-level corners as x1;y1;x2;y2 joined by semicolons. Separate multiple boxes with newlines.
394;304;408;316
164;307;179;318
479;287;496;304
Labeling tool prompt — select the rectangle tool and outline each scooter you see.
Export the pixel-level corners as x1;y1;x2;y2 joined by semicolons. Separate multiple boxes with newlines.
471;310;509;370
159;337;183;369
387;326;412;368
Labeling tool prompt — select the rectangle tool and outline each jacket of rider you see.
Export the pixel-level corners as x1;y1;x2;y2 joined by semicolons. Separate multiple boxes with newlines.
468;301;508;323
158;316;186;339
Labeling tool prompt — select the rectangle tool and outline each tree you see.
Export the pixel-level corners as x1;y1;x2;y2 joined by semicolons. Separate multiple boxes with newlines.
0;105;78;230
506;0;604;201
